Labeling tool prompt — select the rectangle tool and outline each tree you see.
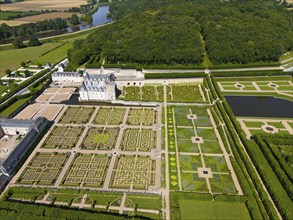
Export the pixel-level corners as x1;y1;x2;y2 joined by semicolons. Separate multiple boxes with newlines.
70;14;80;25
12;37;24;49
20;61;26;68
5;69;12;77
37;63;43;69
28;36;41;47
24;70;31;77
84;13;93;24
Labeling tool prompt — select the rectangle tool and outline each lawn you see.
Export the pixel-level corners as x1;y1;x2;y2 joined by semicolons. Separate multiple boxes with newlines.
179;200;250;220
32;43;73;65
87;193;122;206
127;194;161;210
0;95;32;117
0;42;62;77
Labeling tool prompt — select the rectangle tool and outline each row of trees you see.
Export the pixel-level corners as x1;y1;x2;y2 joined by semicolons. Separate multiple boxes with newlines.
68;0;293;68
0;18;67;40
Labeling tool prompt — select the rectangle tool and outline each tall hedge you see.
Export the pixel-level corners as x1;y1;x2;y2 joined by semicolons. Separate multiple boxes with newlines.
144;72;205;79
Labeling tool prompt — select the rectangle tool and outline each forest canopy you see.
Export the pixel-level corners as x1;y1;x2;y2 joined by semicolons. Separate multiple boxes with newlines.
68;0;293;69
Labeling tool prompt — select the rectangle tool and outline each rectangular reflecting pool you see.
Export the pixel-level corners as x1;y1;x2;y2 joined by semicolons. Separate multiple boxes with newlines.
225;96;293;118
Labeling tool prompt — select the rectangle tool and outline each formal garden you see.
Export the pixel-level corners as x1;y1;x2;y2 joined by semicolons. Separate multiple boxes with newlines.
166;105;237;194
120;85;164;102
121;129;156;151
62;154;110;188
216;76;293;99
42;126;84;149
81;127;119;150
59;106;94;124
167;84;204;103
110;155;156;190
95;107;126;125
17;153;68;185
127;108;157;125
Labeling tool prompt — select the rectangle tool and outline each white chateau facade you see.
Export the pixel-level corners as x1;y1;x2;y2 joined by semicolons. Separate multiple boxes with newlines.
52;70;116;102
51;72;83;83
79;72;116;101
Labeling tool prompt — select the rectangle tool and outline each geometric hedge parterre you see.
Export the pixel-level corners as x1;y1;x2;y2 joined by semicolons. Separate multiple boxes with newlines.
59;107;94;124
121;129;156;151
17;153;68;185
42;126;84;149
127;108;156;125
110;155;156;190
63;154;109;187
82;127;118;150
95;107;126;125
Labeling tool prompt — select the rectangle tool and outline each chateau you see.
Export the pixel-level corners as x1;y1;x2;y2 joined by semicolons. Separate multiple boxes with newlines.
52;70;116;102
79;72;116;101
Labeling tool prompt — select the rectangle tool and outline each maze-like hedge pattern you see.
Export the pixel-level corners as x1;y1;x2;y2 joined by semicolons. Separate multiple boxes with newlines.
59;107;94;124
42;126;83;149
168;84;203;103
122;129;155;151
82;127;118;150
141;86;164;101
121;86;141;101
111;156;155;190
121;85;164;101
63;154;109;187
18;153;68;185
95;107;126;125
127;108;156;125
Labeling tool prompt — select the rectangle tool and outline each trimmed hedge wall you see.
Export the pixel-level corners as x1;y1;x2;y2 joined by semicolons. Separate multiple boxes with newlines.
209;76;280;219
144;72;205;79
211;73;292;219
209;62;280;69
253;135;293;200
211;70;289;77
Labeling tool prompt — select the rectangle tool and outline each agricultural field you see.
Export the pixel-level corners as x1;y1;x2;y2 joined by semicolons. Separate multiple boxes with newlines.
0;11;41;20
63;154;109;187
0;12;75;26
216;76;293;99
95;107;126;125
42;126;84;149
15;12;75;22
120;85;164;102
82;127;118;150
59;106;94;124
17;153;68;185
110;155;156;190
127;108;157;125
0;0;88;11
238;117;293;138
